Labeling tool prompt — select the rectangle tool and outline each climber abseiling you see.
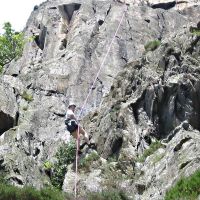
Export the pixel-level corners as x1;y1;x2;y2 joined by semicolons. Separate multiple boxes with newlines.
65;102;90;147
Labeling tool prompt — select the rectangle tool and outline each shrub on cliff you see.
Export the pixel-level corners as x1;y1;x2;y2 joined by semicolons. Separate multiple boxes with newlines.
165;170;200;200
51;141;76;190
0;22;25;70
136;140;165;162
144;40;161;51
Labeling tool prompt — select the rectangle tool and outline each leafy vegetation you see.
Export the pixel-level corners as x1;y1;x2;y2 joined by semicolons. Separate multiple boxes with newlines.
190;26;200;36
51;141;76;190
107;155;118;163
0;65;3;74
22;91;33;102
88;190;130;200
80;151;100;171
136;140;164;163
191;30;200;36
0;22;25;70
44;161;53;171
0;184;66;200
144;40;161;51
165;170;200;200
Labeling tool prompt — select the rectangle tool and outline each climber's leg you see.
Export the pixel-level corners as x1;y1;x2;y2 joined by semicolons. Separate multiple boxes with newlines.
71;126;90;144
78;125;90;144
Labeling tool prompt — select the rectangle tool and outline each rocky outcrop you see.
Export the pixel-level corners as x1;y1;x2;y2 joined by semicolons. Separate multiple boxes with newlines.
0;81;18;136
63;26;200;198
83;29;200;158
0;0;200;198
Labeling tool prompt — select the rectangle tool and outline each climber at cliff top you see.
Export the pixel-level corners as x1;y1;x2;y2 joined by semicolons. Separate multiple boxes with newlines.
65;102;91;147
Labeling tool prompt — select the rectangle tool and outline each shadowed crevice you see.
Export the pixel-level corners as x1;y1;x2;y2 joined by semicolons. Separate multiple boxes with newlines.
151;1;176;10
58;3;81;24
0;111;15;135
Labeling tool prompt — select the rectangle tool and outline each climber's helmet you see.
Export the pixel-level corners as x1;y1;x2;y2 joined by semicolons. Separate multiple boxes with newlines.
68;102;76;109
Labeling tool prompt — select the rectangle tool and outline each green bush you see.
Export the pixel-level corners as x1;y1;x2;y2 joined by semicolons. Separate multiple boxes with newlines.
137;140;164;162
22;91;33;102
144;40;161;51
165;170;200;200
0;184;66;200
88;190;130;200
191;30;200;36
44;161;53;171
0;22;25;69
80;151;100;171
190;26;200;36
51;141;76;190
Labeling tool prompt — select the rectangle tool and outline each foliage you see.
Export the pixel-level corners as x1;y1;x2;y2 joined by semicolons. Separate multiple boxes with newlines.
191;30;200;36
88;190;130;200
0;65;3;74
137;140;164;163
0;184;66;200
0;22;25;69
190;26;200;36
22;91;33;102
44;161;53;171
144;40;161;51
51;141;76;190
165;170;200;200
107;155;118;163
0;175;7;185
80;151;100;171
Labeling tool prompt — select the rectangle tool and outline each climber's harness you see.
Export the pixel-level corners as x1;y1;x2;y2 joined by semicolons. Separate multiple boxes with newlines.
65;118;78;133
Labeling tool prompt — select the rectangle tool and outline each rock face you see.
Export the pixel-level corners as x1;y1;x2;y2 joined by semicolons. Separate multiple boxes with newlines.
65;22;200;199
0;81;18;135
0;0;200;199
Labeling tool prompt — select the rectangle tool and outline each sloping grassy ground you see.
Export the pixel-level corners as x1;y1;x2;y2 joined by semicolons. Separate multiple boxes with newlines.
137;140;165;162
0;183;66;200
0;183;130;200
165;170;200;200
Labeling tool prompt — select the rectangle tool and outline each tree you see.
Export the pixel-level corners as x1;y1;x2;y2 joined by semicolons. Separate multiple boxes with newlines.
0;22;25;70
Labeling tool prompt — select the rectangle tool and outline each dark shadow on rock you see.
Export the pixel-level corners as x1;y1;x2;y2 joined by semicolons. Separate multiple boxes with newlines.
0;111;15;136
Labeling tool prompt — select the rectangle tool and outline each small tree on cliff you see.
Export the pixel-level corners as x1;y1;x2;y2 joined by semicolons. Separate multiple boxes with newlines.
0;22;25;71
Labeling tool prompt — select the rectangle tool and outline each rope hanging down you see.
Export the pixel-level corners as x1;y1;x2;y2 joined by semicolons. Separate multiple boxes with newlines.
74;5;128;198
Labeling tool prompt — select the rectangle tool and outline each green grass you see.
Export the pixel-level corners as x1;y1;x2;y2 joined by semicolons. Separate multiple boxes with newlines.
136;140;164;163
191;30;200;36
22;91;33;102
88;190;130;200
80;151;100;171
0;184;66;200
165;170;200;200
144;40;161;51
190;27;200;36
0;177;130;200
43;161;53;171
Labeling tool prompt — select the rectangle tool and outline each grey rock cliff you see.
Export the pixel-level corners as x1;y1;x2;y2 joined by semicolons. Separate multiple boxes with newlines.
0;0;200;198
